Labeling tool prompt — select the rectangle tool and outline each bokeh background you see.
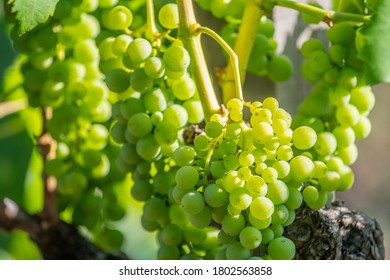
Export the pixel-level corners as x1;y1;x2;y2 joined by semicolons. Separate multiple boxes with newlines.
0;0;389;259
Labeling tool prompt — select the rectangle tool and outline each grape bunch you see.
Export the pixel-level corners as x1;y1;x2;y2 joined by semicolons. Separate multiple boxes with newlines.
10;0;129;251
101;2;227;259
295;21;374;206
172;97;328;259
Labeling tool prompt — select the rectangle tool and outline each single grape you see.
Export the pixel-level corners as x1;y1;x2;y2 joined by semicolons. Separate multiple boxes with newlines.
158;3;179;29
268;237;296;260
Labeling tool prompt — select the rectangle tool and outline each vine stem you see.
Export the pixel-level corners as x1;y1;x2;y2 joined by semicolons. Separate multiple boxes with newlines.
37;107;58;226
176;0;220;122
275;0;371;24
145;0;158;40
221;0;264;104
196;26;243;100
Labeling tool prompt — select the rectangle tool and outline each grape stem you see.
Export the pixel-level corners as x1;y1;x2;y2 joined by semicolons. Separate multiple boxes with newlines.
274;0;371;24
195;26;243;101
221;0;264;104
176;0;221;122
145;0;158;40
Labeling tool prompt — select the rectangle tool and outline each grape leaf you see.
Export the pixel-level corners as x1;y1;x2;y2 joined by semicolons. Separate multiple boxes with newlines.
356;0;390;84
8;0;59;35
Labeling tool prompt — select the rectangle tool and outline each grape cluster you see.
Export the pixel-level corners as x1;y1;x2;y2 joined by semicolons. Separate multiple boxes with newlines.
295;22;374;206
102;2;227;259
11;0;129;251
172;97;329;259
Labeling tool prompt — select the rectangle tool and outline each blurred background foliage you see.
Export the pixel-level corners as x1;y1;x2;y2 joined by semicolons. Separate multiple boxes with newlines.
0;0;389;259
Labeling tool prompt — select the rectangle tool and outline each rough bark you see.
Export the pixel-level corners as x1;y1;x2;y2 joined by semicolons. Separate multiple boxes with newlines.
287;201;385;260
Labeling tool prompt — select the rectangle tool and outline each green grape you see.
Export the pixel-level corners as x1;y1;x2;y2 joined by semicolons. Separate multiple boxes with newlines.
126;38;152;64
157;244;180;260
105;69;130;93
154;121;178;145
337;143;358;165
314;131;337;156
175;166;199;190
181;191;205;215
173;146;196;166
160;224;183;246
250;197;274;220
144;56;165;79
337;67;358;90
143;197;168;221
153;171;175;195
284;187;303;210
222;170;244;193
268;237;295;260
336;104;360;127
194;134;210;150
328;45;346;66
120;97;145;119
333;126;355;147
163;45;190;72
292;126;317;150
101;5;133;31
74;39;99;63
222;213;245;236
349;86;375;114
59;171;88;195
188;206;212;228
267;55;293;82
271;204;289;225
130;68;154;93
210;161;226;179
318;170;341;191
204;183;228;207
272;160;290;179
248;213;271;229
127;113;153;138
313;160;328;178
289;155;315;182
353;115;371;139
163;104;188;128
245;175;268;197
119;143;141;165
183;100;204;124
136;134;161;161
205;121;223;139
143;88;167;113
158;3;179;30
266;180;289;205
229;188;252;210
225;241;250;260
338;165;355;191
171;76;197;101
308;50;331;74
326;22;356;46
260;228;274;244
131;180;153;201
257;16;275;38
239;226;262;250
262;167;278;183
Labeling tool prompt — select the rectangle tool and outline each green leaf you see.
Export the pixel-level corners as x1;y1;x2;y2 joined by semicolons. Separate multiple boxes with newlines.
356;0;390;84
8;0;59;35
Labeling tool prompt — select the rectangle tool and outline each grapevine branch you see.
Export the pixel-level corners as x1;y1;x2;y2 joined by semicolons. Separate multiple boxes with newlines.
177;0;221;121
274;0;371;25
36;107;58;226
